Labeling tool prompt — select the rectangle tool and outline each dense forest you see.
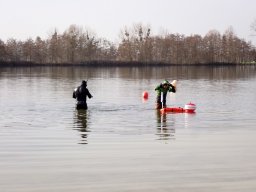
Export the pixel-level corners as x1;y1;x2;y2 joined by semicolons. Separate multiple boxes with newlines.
0;24;255;65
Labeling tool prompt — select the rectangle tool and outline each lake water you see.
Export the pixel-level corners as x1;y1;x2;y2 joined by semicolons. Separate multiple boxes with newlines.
0;65;256;192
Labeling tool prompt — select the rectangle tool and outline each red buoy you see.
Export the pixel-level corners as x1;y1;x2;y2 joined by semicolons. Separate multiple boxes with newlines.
142;91;149;99
184;102;196;113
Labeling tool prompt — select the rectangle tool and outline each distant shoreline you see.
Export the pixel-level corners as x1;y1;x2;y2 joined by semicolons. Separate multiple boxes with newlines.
0;61;255;67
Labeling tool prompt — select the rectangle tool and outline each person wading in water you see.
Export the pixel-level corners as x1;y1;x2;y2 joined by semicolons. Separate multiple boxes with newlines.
73;80;93;110
155;80;176;109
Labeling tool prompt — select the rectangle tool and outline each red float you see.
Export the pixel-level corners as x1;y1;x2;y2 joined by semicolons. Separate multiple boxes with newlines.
142;91;149;99
160;102;196;113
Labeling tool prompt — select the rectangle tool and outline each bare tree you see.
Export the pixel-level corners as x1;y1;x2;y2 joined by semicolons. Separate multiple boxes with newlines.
251;19;256;33
203;30;222;63
0;39;7;61
62;25;80;63
118;23;152;62
5;38;23;62
86;33;98;61
118;27;133;61
33;36;47;63
97;38;117;61
47;29;59;63
0;24;255;65
22;38;34;62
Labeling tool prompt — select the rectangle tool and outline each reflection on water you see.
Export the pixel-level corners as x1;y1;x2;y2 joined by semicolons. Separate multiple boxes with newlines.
156;110;175;140
184;112;196;129
73;109;90;144
1;65;255;80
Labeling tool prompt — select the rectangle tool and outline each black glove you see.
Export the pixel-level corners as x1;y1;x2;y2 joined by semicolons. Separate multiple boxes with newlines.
72;91;76;98
169;84;176;93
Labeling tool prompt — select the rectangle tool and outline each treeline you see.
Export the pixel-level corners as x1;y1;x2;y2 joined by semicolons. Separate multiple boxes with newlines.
0;24;255;65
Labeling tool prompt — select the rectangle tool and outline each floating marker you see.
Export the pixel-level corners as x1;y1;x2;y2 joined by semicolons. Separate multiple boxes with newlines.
160;102;196;113
142;91;149;99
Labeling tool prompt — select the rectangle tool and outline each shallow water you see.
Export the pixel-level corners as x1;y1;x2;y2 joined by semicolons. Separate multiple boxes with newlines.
0;65;256;192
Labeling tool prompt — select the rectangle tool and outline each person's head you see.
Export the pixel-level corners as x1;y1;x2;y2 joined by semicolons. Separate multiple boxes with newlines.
162;80;170;88
81;80;87;87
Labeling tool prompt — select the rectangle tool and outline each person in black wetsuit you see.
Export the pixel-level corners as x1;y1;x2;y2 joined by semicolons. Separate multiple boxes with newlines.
73;80;93;110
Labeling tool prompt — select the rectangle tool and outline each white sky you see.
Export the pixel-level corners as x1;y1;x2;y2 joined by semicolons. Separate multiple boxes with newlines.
0;0;255;45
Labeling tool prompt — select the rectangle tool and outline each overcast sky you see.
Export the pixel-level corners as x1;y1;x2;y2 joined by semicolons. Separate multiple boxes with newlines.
0;0;255;45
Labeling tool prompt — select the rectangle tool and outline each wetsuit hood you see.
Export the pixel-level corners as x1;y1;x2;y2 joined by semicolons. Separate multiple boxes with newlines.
81;80;87;87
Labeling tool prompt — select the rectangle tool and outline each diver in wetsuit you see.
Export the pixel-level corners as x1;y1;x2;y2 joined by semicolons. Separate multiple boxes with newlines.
73;80;93;110
155;80;176;109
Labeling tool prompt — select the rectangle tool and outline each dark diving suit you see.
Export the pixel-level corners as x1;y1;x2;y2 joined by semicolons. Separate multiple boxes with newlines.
73;81;93;110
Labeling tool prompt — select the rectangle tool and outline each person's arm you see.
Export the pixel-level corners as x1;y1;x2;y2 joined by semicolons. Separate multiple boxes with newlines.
86;89;93;98
73;90;76;98
155;84;161;91
168;84;176;93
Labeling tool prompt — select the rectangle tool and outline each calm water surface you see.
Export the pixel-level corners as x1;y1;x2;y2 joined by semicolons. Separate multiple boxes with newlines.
0;65;256;192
